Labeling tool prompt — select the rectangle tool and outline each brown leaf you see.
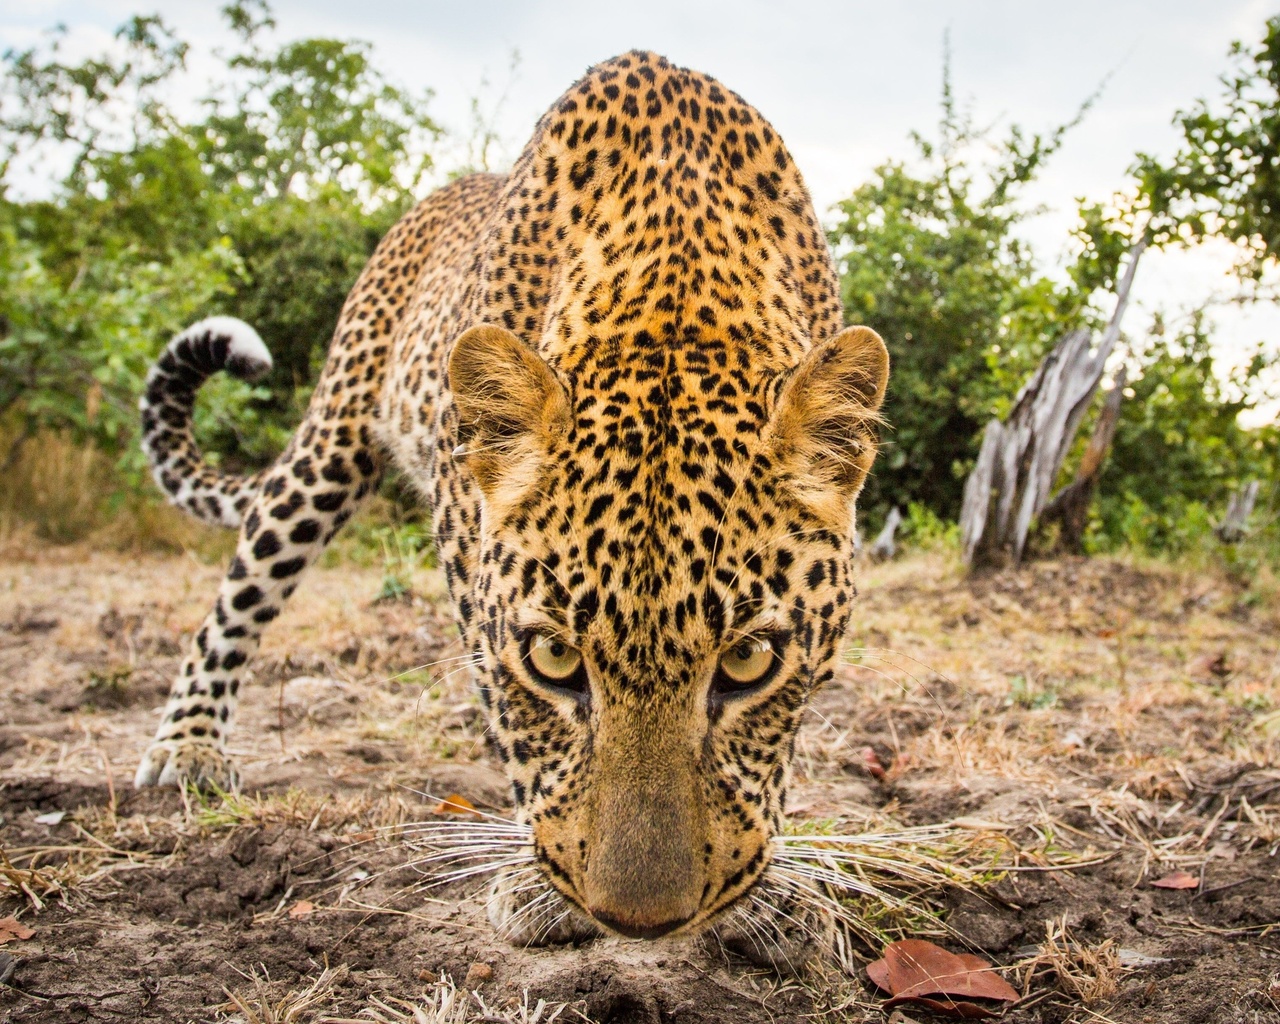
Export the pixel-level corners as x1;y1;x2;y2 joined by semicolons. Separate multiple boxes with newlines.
867;955;892;992
1151;870;1199;890
434;793;477;815
287;900;315;919
866;939;1018;1018
0;918;34;944
860;746;886;780
886;995;999;1019
464;961;493;987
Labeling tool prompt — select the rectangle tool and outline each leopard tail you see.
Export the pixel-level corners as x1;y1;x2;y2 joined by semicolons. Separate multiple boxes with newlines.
138;316;273;529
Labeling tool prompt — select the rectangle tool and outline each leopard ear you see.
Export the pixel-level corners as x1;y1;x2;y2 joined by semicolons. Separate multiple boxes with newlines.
448;324;570;496
769;326;889;523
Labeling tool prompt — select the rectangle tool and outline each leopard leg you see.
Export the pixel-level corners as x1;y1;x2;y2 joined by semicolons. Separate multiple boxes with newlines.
133;194;447;790
135;439;383;789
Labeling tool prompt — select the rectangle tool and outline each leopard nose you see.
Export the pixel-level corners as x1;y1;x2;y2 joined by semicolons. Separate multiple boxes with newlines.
589;909;691;939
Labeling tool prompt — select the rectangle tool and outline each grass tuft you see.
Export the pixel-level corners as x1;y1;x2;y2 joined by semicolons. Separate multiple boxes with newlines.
220;964;350;1024
318;974;575;1024
1012;915;1125;1005
777;815;1107;968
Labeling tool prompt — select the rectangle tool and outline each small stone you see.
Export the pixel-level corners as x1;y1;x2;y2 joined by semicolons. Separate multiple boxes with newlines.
464;962;493;987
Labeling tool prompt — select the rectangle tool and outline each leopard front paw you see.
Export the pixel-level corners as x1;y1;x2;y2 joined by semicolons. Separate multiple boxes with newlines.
487;869;601;946
134;740;240;792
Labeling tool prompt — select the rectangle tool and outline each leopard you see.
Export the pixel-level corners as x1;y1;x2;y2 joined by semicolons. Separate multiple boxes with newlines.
134;50;889;969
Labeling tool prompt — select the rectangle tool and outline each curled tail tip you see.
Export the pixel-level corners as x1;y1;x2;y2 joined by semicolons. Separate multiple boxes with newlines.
141;316;271;530
169;316;273;383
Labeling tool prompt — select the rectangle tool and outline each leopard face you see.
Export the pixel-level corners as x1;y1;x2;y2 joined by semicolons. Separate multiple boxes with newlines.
450;320;887;941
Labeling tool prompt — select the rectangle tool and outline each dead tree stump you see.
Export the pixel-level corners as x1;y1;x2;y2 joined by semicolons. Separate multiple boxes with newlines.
868;507;903;561
960;238;1147;568
1037;366;1128;554
1216;480;1260;543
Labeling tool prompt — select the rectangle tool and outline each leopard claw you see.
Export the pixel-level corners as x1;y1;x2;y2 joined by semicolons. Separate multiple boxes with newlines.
134;740;240;792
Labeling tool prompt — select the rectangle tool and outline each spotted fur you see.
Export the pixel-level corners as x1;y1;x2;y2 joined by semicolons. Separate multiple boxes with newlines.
136;51;889;963
139;317;273;528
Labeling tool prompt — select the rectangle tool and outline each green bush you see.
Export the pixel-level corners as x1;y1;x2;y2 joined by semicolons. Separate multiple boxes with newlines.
898;502;960;553
829;69;1094;523
0;2;439;507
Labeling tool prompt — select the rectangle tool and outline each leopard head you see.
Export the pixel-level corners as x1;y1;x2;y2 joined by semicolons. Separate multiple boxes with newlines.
448;321;888;940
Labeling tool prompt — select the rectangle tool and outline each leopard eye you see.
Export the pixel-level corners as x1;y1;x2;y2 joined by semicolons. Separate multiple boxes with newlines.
715;638;779;695
524;634;585;691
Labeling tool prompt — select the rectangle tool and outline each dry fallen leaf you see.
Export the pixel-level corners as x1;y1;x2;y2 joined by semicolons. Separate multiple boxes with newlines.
859;746;887;780
464;961;493;987
0;918;34;944
867;939;1019;1019
434;793;477;815
1151;870;1199;890
287;900;315;919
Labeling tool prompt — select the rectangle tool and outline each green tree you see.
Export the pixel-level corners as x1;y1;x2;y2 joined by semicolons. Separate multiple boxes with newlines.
0;214;239;467
202;192;402;466
1135;14;1280;283
829;71;1091;520
1093;315;1277;552
197;2;439;206
0;2;440;474
0;15;188;187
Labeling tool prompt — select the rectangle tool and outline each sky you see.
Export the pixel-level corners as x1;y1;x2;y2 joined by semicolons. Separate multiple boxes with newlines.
2;0;1277;420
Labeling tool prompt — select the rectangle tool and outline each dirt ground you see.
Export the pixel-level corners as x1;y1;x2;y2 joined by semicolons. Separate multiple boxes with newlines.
0;536;1277;1023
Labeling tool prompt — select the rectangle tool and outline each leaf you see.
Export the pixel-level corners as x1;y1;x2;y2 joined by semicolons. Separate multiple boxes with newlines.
867;956;892;991
886;995;999;1019
1151;870;1199;890
859;746;887;780
434;794;477;815
867;939;1018;1019
287;900;315;919
0;918;34;944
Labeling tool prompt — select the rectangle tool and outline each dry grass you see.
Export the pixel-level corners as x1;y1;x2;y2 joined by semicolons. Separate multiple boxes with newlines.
0;425;233;555
2;535;1278;1019
0;427;115;544
219;964;351;1024
321;979;578;1024
812;550;1280;798
1012;916;1126;1006
177;787;421;836
0;816;164;909
216;966;578;1024
776;815;1107;971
